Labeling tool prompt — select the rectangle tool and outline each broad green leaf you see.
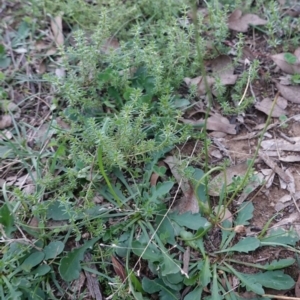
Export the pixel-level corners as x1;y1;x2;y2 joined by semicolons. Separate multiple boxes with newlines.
256;258;295;271
155;213;176;245
162;275;183;291
132;240;160;262
216;237;260;253
59;237;99;281
235;202;254;225
31;264;51;276
160;253;181;276
200;256;211;287
142;278;178;300
245;271;295;290
183;274;198;286
169;212;210;230
0;203;15;236
260;228;299;246
21;252;45;272
0;56;11;68
184;286;203;300
116;232;131;257
149;181;174;202
46;200;71;220
224;263;265;295
0;44;5;56
44;241;64;260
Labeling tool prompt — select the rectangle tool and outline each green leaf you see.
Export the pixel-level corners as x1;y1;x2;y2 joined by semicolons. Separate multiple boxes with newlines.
235;202;254;225
142;278;178;300
0;203;15;236
257;258;295;271
149;181;174;202
156;213;176;245
59;237;99;281
129;271;144;293
0;44;5;56
0;56;11;69
169;212;210;230
216;237;260;253
200;257;211;287
31;264;51;276
224;263;265;295
46;200;71;220
284;53;297;65
44;241;65;260
212;264;221;300
21;252;45;272
245;271;295;290
132;240;160;262
160;253;181;276
260;228;299;246
184;286;203;300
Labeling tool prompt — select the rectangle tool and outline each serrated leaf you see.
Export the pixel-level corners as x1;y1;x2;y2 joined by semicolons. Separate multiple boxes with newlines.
260;228;299;246
169;212;209;230
149;181;174;202
132;240;160;262
59;237;99;281
44;241;64;260
21;252;45;272
142;278;178;300
184;286;203;300
156;213;176;245
235;202;254;225
0;203;15;236
225;263;265;295
216;237;260;253
284;53;297;65
161;253;181;276
245;271;295;290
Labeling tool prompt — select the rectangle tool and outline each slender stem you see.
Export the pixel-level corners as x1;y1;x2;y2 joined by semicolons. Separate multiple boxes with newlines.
97;147;123;207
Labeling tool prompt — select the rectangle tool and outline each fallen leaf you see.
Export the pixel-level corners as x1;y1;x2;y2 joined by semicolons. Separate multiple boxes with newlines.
276;82;300;103
261;137;300;151
51;15;64;47
228;9;267;32
271;52;300;74
164;156;199;214
254;98;286;117
258;151;292;183
111;256;126;282
184;76;215;96
0;115;12;129
208;163;248;196
183;247;190;276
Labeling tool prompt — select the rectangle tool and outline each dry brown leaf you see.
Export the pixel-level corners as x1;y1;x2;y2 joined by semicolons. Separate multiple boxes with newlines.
208;163;248;196
184;76;215;96
182;247;190;276
228;9;267;32
214;205;232;223
254;97;286;117
236;172;264;204
206;115;237;134
111;256;126;282
258;151;292;183
280;155;300;162
261;137;300;151
210;55;234;75
164;156;199;214
51;15;64;47
271;52;300;74
0;115;12;129
276;82;300;103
